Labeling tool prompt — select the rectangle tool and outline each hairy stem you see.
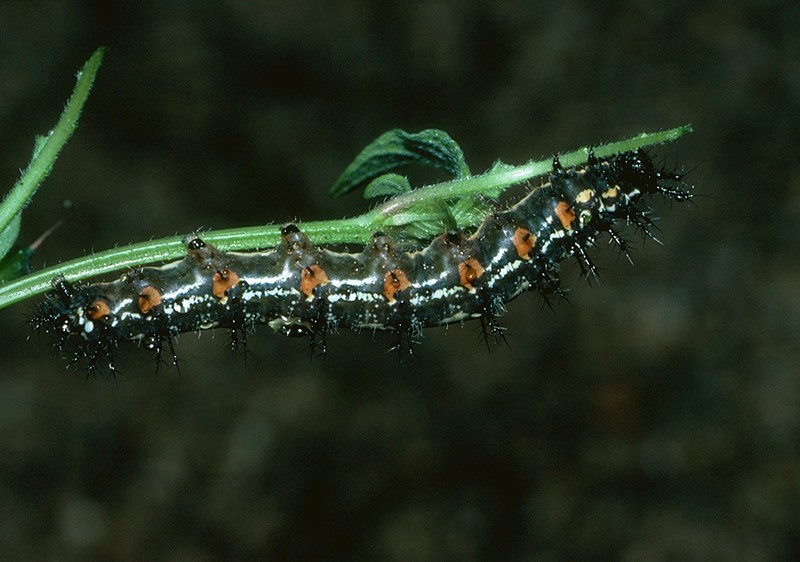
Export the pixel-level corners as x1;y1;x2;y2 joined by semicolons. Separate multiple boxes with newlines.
0;48;105;236
0;125;691;310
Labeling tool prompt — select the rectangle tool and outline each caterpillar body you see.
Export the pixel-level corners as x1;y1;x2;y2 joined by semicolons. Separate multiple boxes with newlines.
32;149;691;373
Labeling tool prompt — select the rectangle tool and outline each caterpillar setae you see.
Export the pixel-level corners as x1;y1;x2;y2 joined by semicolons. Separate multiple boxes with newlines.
31;149;691;373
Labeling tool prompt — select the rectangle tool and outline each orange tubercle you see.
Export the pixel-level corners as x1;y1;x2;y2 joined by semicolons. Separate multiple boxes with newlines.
383;269;410;303
458;258;485;291
300;265;329;300
512;228;536;260
138;285;163;314
87;299;110;321
213;268;241;301
555;201;576;230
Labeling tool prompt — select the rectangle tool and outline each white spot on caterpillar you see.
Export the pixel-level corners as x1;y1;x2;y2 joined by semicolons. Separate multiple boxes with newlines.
330;276;378;287
437;311;471;324
414;270;450;289
575;189;595;203
489;246;509;267
487;259;524;289
408;286;463;307
327;291;380;303
162;279;204;301
242;287;296;301
112;298;133;314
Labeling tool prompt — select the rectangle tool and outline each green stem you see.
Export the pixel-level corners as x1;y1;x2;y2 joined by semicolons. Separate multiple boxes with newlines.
0;124;691;310
373;125;692;218
0;48;105;236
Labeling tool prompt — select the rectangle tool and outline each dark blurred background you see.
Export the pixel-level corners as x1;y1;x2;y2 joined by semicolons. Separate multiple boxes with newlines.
1;1;798;560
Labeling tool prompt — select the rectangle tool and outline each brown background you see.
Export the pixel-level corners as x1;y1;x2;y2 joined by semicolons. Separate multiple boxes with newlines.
1;2;798;560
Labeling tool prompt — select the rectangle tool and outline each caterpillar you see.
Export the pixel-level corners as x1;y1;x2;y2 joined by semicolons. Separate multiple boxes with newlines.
31;149;691;374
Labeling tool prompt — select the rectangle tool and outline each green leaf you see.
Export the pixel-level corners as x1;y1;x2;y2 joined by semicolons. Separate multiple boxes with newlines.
330;128;471;197
362;173;412;199
448;196;493;229
0;213;69;282
480;160;516;199
0;246;34;283
0;213;22;262
401;219;450;240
